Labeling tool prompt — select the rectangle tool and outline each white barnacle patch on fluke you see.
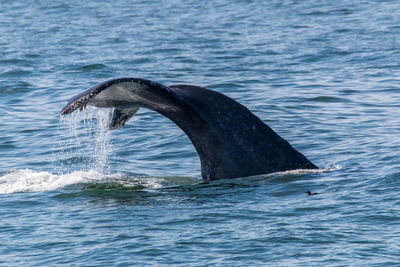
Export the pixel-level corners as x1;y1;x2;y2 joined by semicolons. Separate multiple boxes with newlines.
61;95;88;115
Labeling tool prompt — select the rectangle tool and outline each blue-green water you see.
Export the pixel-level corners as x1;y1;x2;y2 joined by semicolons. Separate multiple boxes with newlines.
1;0;400;265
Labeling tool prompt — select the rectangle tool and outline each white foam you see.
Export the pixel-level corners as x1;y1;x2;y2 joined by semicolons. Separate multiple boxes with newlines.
273;164;342;175
0;169;98;194
0;169;172;194
231;165;342;183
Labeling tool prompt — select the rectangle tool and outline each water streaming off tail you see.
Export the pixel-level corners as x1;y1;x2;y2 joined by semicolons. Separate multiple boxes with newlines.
57;107;114;173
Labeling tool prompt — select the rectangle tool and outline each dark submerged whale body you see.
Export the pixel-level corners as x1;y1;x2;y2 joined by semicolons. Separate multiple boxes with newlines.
61;78;318;180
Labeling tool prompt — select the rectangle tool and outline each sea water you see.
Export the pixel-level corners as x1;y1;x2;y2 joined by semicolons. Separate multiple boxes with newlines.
1;0;400;265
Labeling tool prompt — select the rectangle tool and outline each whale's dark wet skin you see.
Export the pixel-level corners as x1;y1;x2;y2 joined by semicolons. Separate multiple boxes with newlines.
61;78;318;180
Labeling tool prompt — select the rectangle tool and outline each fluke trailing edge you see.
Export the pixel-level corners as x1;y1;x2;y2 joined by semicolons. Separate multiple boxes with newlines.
60;78;318;180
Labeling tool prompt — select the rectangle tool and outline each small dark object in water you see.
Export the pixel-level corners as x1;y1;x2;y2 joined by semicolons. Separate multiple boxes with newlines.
305;190;320;195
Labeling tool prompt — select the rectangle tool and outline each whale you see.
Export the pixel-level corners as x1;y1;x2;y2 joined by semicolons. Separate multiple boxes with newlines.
60;78;318;180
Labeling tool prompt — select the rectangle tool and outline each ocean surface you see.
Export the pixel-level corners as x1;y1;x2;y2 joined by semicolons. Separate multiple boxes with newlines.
1;0;400;265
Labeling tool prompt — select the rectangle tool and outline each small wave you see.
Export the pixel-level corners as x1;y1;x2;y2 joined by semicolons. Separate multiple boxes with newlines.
306;96;347;103
240;165;341;180
5;69;32;76
0;58;33;65
72;63;107;71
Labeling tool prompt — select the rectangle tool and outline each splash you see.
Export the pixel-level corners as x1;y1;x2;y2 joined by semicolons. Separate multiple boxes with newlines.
56;106;113;172
0;107;176;194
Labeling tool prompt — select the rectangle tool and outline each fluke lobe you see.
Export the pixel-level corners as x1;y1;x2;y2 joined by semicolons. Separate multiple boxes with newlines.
60;78;318;180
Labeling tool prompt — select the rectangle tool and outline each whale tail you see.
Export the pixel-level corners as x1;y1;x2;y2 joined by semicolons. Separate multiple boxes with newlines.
61;78;317;180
